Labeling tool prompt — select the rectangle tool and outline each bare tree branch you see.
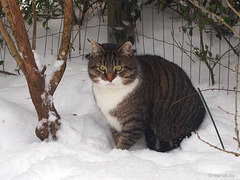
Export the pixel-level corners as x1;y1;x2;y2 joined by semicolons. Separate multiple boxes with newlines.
234;63;240;147
7;0;38;71
225;0;240;18
0;16;25;73
0;70;18;76
218;106;240;118
195;130;240;157
49;0;73;96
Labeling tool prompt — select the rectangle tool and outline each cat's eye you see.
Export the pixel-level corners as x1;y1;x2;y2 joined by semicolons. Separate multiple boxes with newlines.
99;66;106;71
115;66;122;71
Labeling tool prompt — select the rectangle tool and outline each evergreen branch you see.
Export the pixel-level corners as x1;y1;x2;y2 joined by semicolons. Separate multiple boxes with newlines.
188;0;240;39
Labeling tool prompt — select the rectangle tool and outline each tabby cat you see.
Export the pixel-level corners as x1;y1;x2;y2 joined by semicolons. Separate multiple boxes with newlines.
88;40;205;152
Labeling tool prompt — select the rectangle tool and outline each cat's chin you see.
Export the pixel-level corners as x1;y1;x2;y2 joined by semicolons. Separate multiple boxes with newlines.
96;82;123;88
95;77;124;88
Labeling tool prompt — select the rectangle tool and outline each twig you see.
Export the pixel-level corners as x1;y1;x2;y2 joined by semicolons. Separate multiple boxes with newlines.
225;0;240;18
195;130;240;157
171;88;240;107
234;63;240;148
0;70;17;76
171;31;195;62
212;42;240;70
218;106;240;118
198;0;215;85
64;6;98;59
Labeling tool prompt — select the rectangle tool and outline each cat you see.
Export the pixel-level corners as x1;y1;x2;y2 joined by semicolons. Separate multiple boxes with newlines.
88;40;205;152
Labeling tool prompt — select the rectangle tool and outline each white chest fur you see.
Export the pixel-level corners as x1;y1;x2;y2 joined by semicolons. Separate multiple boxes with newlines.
93;77;139;132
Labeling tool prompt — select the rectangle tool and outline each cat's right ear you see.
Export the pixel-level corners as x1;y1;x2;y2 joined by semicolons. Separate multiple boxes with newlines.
91;40;105;56
118;41;133;56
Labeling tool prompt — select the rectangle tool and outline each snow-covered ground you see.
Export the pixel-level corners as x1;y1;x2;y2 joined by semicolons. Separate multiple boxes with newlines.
0;6;240;180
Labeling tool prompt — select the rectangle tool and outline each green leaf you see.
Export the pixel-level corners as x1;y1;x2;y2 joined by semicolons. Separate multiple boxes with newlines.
160;0;165;11
189;27;193;36
208;51;212;57
199;22;206;32
223;16;231;25
221;7;228;14
216;33;222;40
195;51;200;57
193;10;198;20
0;61;4;65
182;26;187;33
215;54;219;60
209;4;217;12
28;17;32;25
204;50;208;56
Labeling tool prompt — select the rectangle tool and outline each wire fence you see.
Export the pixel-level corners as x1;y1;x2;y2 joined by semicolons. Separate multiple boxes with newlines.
0;4;239;90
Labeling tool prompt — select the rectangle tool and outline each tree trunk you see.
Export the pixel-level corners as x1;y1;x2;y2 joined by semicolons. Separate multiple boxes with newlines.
107;0;135;44
0;0;73;141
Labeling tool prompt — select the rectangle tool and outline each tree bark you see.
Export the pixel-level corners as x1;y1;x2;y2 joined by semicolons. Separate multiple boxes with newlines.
0;0;73;141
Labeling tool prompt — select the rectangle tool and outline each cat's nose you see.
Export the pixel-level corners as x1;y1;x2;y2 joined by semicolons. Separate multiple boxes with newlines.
106;73;114;82
107;77;113;82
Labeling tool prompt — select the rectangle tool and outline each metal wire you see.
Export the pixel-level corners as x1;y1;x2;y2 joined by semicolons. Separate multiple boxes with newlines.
198;88;225;150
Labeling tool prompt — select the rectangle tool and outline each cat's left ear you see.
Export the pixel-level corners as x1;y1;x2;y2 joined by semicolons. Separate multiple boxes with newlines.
91;40;105;56
118;41;133;56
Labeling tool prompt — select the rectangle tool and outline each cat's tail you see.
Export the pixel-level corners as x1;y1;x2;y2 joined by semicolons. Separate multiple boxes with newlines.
145;128;190;152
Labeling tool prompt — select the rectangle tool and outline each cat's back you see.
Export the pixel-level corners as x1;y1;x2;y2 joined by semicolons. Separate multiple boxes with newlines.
136;55;194;92
136;55;189;80
135;55;205;141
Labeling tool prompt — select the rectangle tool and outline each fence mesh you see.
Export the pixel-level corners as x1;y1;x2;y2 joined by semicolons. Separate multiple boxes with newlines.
0;4;239;91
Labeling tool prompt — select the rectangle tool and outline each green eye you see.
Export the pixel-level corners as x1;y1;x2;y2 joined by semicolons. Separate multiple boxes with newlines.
99;66;106;71
115;66;122;71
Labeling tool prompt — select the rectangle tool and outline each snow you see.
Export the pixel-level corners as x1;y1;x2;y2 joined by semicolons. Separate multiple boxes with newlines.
1;6;240;180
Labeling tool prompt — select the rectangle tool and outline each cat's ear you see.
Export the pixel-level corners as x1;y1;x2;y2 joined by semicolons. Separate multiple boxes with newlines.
91;40;105;56
118;41;133;55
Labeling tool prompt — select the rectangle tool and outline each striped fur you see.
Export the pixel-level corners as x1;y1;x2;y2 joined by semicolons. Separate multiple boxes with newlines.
88;41;205;152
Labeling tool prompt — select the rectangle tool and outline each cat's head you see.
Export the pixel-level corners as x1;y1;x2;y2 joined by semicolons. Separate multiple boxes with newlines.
88;40;138;86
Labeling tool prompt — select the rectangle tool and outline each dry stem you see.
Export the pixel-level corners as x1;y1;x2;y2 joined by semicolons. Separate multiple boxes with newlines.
195;130;240;157
234;63;240;148
218;106;240;118
0;15;25;73
0;70;18;76
68;6;98;58
171;88;240;107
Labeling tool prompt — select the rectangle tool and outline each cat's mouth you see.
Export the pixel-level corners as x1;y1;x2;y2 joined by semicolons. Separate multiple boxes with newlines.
101;81;121;87
96;76;123;87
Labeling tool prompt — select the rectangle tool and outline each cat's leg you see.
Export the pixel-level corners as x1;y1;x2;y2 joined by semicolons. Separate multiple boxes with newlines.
116;122;145;150
110;127;121;145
